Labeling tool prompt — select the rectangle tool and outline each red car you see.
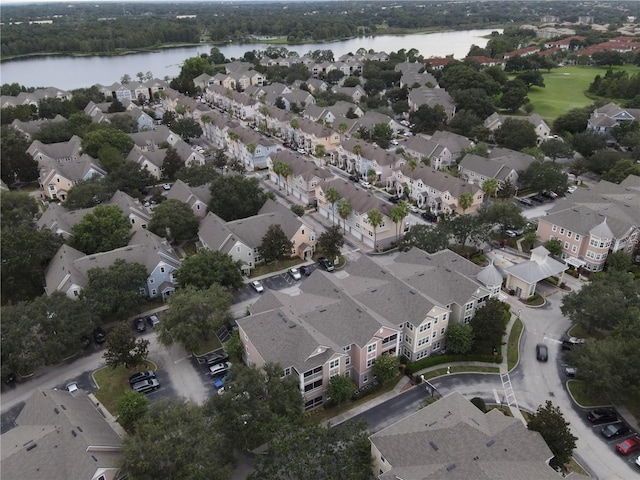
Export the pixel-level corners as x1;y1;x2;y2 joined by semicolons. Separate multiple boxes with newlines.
615;436;640;455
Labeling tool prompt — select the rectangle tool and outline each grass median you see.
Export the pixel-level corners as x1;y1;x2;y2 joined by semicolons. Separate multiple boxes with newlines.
93;360;156;415
507;317;523;370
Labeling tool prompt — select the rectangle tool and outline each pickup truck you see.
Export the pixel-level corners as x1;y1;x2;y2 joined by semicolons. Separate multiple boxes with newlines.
615;436;640;455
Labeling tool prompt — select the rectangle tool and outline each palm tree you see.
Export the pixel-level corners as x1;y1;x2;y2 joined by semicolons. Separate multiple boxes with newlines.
325;187;340;224
272;160;288;191
482;178;499;199
280;162;292;195
367;168;377;186
407;157;418;172
352;144;362;175
201;114;212;141
337;199;352;234
459;192;474;213
367;209;383;251
338;122;348;138
290;118;299;130
390;201;410;244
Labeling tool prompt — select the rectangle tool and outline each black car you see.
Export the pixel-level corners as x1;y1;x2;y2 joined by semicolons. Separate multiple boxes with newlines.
601;422;630;439
535;343;548;362
300;265;312;276
561;340;573;351
206;351;229;365
421;211;438;222
348;175;359;182
587;409;618;424
93;327;106;344
530;195;546;204
134;317;147;333
317;257;335;272
128;370;157;386
388;196;401;204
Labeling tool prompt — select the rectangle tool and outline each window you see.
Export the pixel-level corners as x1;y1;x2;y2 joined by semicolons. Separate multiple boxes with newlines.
303;366;323;378
343;345;351;352
465;302;473;311
345;356;350;366
575;234;580;241
149;278;155;284
464;315;472;324
406;336;412;345
367;344;377;353
572;245;577;253
440;327;445;335
567;232;572;239
564;242;570;249
151;289;157;295
284;367;291;376
366;358;374;368
304;379;322;392
434;341;441;350
552;225;557;232
432;331;437;338
418;337;429;346
406;322;414;331
419;323;429;332
160;267;165;273
304;395;323;411
363;374;368;383
329;359;339;369
559;228;565;235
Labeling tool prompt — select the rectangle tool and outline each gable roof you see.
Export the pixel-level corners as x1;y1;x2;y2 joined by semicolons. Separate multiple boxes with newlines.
370;391;559;480
1;389;122;480
320;178;392;217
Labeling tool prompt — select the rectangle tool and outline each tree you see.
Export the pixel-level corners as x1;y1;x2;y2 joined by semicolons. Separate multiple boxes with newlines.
104;322;150;369
367;209;383;251
540;138;574;162
325;186;340;224
70;205;131;254
105;162;155;199
337;198;352;233
403;224;449;253
177;249;243;290
571;131;607;158
494;118;538;151
518;160;568;195
481;178;499;198
160;146;184;181
389;201;410;244
543;238;562;256
458;192;474;213
499;79;528;113
258;224;292;266
528;401;578;470
409;103;447;134
209;175;270;221
327;374;357;405
606;251;632;272
367;168;377;185
478;201;526;234
0;125;39;184
318;225;344;263
250;420;372;480
553;107;590;135
496;178;515;199
81;127;134;158
290;204;305;216
469;298;509;354
602;158;640;184
81;260;148;318
117;390;149;433
148;199;199;243
206;363;303;450
176;161;220;187
122;400;234;480
372;123;393;149
170;118;203;141
445;323;475;354
561;270;640;333
272;159;292;193
444;214;486;247
372;354;399;384
158;285;232;353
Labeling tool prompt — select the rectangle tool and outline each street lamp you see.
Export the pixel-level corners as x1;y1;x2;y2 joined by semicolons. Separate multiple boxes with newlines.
517;309;522;319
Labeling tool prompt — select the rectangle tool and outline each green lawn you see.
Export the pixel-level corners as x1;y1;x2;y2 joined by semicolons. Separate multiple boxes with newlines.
567;380;610;407
527;65;637;121
192;335;222;357
93;360;157;415
423;365;500;380
507;317;523;370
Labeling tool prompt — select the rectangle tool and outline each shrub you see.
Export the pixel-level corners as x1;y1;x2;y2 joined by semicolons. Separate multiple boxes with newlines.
405;353;503;375
471;397;486;413
545;276;558;286
290;204;305;217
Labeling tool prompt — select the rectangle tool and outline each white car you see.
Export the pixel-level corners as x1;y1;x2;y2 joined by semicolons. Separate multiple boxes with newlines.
297;148;306;155
567;185;577;194
66;382;79;393
390;140;399;146
409;205;420;213
250;280;264;293
162;183;171;190
289;267;301;281
359;180;372;189
209;361;232;376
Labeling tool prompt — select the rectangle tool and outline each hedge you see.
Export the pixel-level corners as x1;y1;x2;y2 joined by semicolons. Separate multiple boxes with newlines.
405;353;503;375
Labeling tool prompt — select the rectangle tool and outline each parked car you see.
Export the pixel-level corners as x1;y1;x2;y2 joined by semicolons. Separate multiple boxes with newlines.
209;361;232;376
518;198;533;207
131;378;160;394
636;455;640;467
561;340;574;351
147;315;160;327
616;436;640;455
587;409;618;424
567;185;577;194
300;265;312;276
390;140;399;146
317;257;335;272
542;190;558;199
134;317;146;332
388;195;401;204
205;352;227;366
359;180;371;189
129;370;157;386
250;280;264;293
289;267;301;280
348;175;359;182
536;343;548;362
568;337;586;345
505;230;519;238
66;382;79;393
214;373;229;389
421;211;438;222
93;327;106;344
162;183;171;191
601;422;631;439
565;366;577;377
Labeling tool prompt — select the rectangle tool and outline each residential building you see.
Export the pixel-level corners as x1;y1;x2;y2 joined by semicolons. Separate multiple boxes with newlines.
587;102;640;135
504;246;568;299
44;229;181;300
535;175;640;272
10;115;66;140
389;163;484;215
226;124;279;171
166;179;211;218
408;86;456;120
484;113;551;145
370;391;560;480
458;150;534;190
198;199;317;273
0;389;123;480
338;138;401;182
37;203;96;239
267;150;335;205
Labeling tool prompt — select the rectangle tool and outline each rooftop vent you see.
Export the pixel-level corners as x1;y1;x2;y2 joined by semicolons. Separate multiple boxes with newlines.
486;439;495;447
54;408;59;415
444;411;452;418
356;307;362;313
60;404;66;410
445;267;452;273
446;464;456;472
470;418;480;426
429;441;439;451
409;290;416;295
319;308;326;313
71;430;77;437
24;440;37;452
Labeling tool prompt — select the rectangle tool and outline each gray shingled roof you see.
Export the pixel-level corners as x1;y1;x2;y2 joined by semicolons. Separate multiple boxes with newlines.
430;130;473;153
371;391;559;480
198;212;236;254
401;163;482;199
1;389;122;480
488;148;535;173
321;178;392;217
505;247;567;284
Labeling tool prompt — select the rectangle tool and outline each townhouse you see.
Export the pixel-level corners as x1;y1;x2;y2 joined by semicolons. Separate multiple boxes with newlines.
389;163;484;215
267;150;335;205
198;199;317;274
535;174;640;272
226;124;279;170
484;113;552;145
204;85;259;120
11;115;66;140
1;87;71;109
166;179;211;218
238;249;501;411
44;229;181;300
403;131;472;170
316;178;396;249
458;148;535;190
408;86;456;121
338;137;402;181
302;101;363;124
294;117;341;157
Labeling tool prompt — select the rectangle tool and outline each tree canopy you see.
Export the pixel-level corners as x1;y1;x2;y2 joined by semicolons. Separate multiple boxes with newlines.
469;298;509;354
176;249;243;290
258;224;292;265
527;401;578;470
318;225;344;262
104;322;150;369
518;160;568;195
148;199;199;243
69;204;132;254
208;175;271;221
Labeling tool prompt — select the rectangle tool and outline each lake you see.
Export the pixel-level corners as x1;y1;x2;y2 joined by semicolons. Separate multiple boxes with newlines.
1;28;500;90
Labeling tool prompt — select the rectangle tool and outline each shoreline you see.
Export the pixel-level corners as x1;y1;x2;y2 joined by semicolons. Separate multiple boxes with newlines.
0;26;503;64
